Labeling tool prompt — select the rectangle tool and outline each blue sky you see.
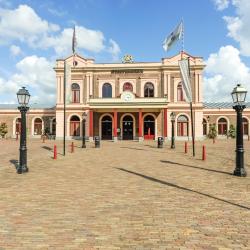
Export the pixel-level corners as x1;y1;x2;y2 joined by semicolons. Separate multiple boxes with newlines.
0;0;250;104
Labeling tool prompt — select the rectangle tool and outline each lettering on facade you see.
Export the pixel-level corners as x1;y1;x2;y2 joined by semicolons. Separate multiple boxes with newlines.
111;69;143;74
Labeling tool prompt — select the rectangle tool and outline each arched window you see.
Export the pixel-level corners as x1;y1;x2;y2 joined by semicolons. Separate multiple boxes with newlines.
123;82;133;92
203;118;207;135
177;115;188;136
243;118;248;135
71;83;80;103
102;83;112;98
70;115;80;136
218;118;227;135
144;82;154;97
34;118;42;135
177;83;184;101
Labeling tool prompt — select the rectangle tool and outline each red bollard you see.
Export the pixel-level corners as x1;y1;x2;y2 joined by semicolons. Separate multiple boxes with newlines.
53;145;57;160
213;138;215;144
185;141;187;154
202;145;206;161
71;142;74;153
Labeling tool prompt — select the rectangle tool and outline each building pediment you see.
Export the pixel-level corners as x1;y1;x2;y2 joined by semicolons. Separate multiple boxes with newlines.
162;51;205;68
55;53;95;68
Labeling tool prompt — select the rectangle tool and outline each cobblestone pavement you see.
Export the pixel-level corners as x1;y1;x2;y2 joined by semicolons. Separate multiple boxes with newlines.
0;138;250;249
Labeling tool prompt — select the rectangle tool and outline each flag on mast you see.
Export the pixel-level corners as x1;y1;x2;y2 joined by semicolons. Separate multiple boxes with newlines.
72;26;77;54
65;62;71;104
178;58;192;102
163;21;183;52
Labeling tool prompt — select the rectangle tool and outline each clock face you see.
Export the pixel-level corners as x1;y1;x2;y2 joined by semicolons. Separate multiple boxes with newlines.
124;93;132;101
121;91;134;102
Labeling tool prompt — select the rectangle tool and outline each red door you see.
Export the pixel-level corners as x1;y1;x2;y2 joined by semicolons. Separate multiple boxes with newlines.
70;121;80;136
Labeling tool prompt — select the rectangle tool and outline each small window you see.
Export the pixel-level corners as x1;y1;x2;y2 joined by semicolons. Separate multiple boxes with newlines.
71;83;80;103
177;83;185;101
144;82;154;97
102;83;112;98
123;82;133;92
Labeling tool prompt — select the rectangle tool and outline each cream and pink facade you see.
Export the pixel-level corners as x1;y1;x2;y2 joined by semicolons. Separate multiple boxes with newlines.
1;51;250;140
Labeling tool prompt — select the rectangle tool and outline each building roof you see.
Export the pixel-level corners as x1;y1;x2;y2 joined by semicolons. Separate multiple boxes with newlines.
203;102;250;109
0;104;55;110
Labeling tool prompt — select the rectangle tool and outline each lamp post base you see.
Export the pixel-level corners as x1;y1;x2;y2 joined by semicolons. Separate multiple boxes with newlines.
17;166;29;174
233;168;247;177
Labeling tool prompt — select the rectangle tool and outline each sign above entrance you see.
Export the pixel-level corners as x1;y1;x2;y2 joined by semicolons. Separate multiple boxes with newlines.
111;69;143;74
121;91;135;102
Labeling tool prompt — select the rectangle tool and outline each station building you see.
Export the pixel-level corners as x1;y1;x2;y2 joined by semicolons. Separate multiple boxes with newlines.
0;51;250;140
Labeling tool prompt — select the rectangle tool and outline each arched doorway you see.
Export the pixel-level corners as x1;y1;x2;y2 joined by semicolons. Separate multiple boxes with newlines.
16;118;21;135
243;118;248;135
101;115;112;140
122;115;133;140
203;118;207;136
70;116;80;136
52;118;56;135
218;118;227;135
34;118;42;135
144;115;155;140
177;115;189;136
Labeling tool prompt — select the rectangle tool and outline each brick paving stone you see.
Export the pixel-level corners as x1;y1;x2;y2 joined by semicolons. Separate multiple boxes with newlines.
0;139;250;249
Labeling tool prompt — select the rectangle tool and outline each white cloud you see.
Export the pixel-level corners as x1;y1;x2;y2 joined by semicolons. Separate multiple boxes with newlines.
38;26;106;56
213;0;230;10
0;56;55;104
108;39;121;61
10;45;22;56
0;5;59;46
0;5;121;59
204;45;250;101
222;0;250;56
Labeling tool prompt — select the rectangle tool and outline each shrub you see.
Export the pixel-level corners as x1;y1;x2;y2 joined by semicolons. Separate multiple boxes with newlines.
207;124;217;139
228;124;236;138
0;123;8;138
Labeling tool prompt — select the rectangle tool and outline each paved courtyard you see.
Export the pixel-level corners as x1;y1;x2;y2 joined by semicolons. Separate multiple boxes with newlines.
0;138;250;249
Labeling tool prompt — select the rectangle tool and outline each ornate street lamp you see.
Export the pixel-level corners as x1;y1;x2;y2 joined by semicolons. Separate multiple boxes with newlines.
16;87;30;174
170;112;176;149
231;83;247;177
82;112;87;148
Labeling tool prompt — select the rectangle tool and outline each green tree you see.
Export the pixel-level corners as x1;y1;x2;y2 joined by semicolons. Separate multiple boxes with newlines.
228;124;236;138
207;124;217;139
0;123;8;138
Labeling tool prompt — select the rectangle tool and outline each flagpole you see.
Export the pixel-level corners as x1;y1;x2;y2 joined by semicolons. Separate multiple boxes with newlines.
188;57;195;157
63;60;66;156
181;18;184;56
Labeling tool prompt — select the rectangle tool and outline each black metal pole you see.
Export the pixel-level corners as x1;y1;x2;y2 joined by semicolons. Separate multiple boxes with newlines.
63;60;66;156
17;106;29;174
190;102;195;157
171;120;175;149
82;119;86;148
233;104;247;177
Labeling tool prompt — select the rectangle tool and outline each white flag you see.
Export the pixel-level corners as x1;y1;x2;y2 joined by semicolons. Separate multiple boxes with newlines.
178;58;192;103
65;62;71;104
163;22;183;52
